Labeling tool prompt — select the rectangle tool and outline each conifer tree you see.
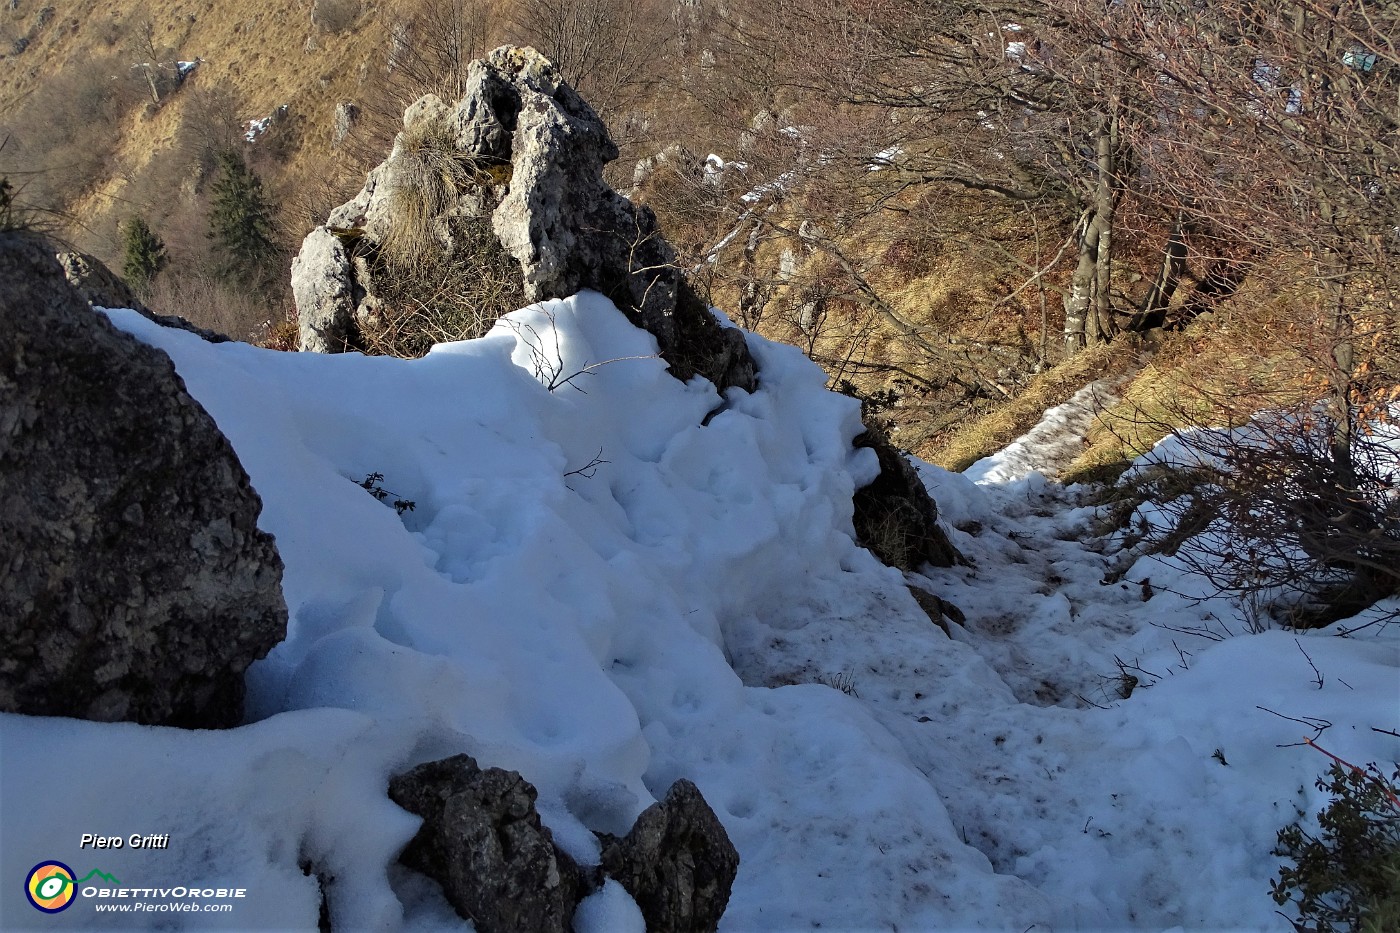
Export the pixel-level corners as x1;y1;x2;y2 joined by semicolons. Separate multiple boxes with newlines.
121;215;167;287
207;150;279;283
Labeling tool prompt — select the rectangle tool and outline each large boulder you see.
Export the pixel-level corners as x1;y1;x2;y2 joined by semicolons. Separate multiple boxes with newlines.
598;779;740;933
0;231;287;727
387;754;583;933
293;45;756;393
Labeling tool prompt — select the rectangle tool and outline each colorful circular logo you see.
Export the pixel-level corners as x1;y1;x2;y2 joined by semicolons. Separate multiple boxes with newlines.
25;861;77;913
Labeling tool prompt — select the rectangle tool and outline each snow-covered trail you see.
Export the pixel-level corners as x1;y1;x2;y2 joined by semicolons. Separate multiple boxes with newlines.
727;397;1399;930
962;379;1123;486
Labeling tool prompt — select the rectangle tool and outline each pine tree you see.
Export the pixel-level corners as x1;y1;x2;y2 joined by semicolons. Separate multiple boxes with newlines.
121;216;167;287
207;150;279;283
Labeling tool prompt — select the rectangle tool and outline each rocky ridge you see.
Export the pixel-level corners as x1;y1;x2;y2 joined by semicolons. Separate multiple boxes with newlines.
293;45;755;394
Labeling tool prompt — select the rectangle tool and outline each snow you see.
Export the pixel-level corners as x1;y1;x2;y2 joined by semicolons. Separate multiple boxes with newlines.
867;146;902;171
2;296;1396;931
244;117;272;143
964;379;1122;484
245;106;288;144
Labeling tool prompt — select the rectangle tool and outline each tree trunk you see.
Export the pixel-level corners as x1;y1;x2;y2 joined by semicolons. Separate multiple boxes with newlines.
1089;108;1118;343
1129;214;1188;332
142;66;161;105
1064;211;1096;354
1326;266;1356;486
1066;109;1119;352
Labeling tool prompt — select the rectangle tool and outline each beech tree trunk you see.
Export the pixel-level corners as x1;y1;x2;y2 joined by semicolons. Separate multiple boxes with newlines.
1089;107;1119;343
1065;110;1120;353
1129;214;1188;332
1063;211;1096;353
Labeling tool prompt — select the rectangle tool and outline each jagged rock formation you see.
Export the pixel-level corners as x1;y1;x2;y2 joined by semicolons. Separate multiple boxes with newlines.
0;231;286;727
293;45;756;394
388;755;584;933
295;45;959;570
333;100;360;147
598;779;740;933
388;755;740;933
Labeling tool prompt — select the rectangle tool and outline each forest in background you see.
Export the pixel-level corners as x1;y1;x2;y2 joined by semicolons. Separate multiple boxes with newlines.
2;1;1396;552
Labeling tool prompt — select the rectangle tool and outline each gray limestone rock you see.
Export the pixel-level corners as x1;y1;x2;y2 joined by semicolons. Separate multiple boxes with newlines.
293;46;756;393
333;100;360;147
56;250;230;343
388;754;582;933
388;756;741;933
597;779;740;933
0;231;286;727
290;227;360;353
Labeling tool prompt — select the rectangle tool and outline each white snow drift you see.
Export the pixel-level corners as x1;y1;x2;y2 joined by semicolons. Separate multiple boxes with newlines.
1;292;1395;932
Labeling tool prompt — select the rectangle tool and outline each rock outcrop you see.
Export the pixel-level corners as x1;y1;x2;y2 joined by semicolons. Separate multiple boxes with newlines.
854;430;964;571
333;100;360;147
598;779;740;933
295;45;960;570
388;756;740;933
0;231;287;727
388;755;583;933
293;45;756;394
57;249;230;343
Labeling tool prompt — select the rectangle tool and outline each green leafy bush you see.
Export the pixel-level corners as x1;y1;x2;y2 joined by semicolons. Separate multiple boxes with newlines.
1271;762;1400;933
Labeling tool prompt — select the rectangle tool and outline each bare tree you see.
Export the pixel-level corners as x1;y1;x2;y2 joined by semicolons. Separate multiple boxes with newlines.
385;0;502;102
507;0;673;119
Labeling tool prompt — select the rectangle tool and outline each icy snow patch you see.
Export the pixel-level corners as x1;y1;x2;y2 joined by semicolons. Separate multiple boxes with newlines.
966;379;1122;484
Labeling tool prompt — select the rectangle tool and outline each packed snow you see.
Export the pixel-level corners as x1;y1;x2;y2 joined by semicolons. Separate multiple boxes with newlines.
963;379;1122;485
2;292;1395;931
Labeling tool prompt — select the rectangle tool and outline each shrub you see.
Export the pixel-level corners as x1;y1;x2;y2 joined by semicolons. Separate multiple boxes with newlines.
1272;762;1400;933
143;271;287;343
360;214;523;358
0;52;144;213
0;176;14;229
355;121;523;358
1135;409;1399;629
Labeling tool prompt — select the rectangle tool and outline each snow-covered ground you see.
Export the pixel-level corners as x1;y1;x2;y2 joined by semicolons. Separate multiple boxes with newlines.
2;293;1395;931
962;380;1123;486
